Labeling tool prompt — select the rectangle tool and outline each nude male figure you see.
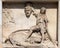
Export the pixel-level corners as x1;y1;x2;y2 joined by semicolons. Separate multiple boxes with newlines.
27;7;48;43
25;6;58;47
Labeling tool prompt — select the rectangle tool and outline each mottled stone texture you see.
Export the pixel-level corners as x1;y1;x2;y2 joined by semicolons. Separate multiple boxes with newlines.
2;2;58;48
3;2;58;42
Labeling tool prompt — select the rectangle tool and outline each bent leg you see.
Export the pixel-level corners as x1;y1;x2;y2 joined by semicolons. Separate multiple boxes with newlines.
27;25;37;39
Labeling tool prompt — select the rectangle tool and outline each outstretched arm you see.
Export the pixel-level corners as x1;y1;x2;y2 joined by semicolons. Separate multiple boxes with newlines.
44;15;49;23
44;15;49;27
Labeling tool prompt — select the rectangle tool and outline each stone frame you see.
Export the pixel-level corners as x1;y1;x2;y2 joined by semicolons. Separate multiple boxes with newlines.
58;0;60;48
1;0;60;48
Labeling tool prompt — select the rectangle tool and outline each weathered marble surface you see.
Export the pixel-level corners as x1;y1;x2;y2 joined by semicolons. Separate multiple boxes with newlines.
3;30;57;48
3;3;57;42
2;2;58;48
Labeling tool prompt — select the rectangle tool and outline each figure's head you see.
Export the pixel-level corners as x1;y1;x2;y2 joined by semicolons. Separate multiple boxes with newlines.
24;2;33;18
40;7;46;14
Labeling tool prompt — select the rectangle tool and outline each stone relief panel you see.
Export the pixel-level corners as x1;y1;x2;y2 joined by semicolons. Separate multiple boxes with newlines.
2;2;58;48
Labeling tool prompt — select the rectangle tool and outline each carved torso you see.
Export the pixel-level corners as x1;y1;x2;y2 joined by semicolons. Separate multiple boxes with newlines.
36;14;46;26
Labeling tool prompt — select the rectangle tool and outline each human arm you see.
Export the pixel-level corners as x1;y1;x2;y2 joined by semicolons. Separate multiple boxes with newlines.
44;15;49;27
